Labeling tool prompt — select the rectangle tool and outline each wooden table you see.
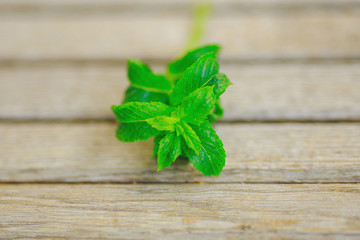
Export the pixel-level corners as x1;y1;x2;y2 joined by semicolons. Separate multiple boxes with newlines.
1;0;360;239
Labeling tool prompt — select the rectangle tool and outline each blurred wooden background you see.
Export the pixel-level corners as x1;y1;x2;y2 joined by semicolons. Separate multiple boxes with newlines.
0;0;360;239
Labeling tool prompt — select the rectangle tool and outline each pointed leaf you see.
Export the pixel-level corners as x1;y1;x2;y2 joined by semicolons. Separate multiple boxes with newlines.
112;102;171;123
169;53;219;106
122;86;169;104
168;44;220;75
157;132;182;171
185;121;226;176
175;121;201;155
146;116;179;132
123;60;171;103
112;102;172;142
206;73;232;97
153;134;165;157
208;99;224;123
116;122;158;142
128;59;172;91
174;86;216;125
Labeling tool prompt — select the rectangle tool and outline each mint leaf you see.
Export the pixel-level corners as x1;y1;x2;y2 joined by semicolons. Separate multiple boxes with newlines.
128;59;172;91
123;60;172;103
169;53;219;106
168;44;220;75
112;42;230;176
146;116;179;132
116;122;158;142
112;102;171;123
184;121;226;176
175;121;201;155
157;132;182;171
112;102;172;142
123;86;169;104
173;86;216;125
204;73;231;122
206;73;232;97
153;134;164;157
208;99;224;123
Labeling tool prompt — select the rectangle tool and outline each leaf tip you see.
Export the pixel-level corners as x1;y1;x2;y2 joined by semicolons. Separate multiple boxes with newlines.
111;105;118;112
127;58;136;65
213;171;222;177
157;164;165;172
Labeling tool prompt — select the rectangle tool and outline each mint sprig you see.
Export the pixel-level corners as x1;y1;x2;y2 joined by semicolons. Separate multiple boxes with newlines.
112;44;232;176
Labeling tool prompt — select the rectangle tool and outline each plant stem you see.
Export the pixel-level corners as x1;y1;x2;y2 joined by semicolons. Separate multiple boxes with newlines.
184;1;213;52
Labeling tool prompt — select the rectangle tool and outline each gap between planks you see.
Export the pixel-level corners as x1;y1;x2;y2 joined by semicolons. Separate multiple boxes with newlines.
2;57;360;67
1;119;360;124
0;182;359;185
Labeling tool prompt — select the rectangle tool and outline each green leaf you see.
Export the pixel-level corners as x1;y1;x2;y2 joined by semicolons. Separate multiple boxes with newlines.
206;73;232;97
128;59;172;91
173;86;216;125
122;86;169;104
168;45;220;75
157;132;182;171
123;60;172;104
153;134;165;157
112;102;172;142
169;53;219;106
112;102;172;123
204;73;231;123
146;116;179;132
184;121;226;176
116;122;158;142
208;99;224;123
175;121;201;155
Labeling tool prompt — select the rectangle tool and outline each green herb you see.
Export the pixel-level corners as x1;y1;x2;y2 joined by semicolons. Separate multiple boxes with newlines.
112;45;232;176
111;2;232;176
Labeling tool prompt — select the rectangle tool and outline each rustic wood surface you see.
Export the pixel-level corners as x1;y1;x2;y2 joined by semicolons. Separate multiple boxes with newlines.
1;0;359;239
1;63;360;121
1;0;360;60
2;18;359;60
0;123;359;183
1;184;360;240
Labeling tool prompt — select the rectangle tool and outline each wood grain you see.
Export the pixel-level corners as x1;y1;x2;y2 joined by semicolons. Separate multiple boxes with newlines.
1;64;359;121
1;184;360;239
0;2;359;60
2;0;360;20
1;123;359;183
1;0;360;17
1;1;359;239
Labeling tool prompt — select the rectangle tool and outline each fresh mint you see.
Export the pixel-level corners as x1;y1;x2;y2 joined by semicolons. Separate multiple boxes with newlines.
183;121;226;176
112;102;172;142
169;53;219;106
168;45;220;75
157;131;182;171
123;60;171;104
112;46;232;176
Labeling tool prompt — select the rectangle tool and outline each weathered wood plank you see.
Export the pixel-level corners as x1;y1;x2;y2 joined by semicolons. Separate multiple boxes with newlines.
0;8;359;60
1;0;360;18
0;123;359;183
1;64;359;121
1;184;360;239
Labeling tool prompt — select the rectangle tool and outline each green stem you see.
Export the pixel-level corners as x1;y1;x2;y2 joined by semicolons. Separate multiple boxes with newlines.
184;1;213;52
